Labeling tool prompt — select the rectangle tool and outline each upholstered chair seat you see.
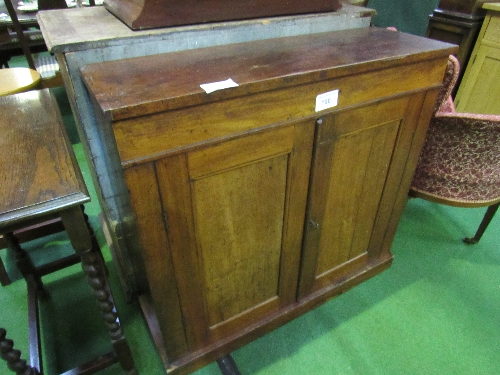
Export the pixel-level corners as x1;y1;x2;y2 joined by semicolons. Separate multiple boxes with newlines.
410;55;500;244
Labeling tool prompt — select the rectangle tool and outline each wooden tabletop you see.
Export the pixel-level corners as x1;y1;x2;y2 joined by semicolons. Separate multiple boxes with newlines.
36;5;374;53
0;68;41;96
0;89;89;230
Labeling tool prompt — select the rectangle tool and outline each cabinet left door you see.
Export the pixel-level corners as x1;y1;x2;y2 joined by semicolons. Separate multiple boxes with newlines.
123;121;314;360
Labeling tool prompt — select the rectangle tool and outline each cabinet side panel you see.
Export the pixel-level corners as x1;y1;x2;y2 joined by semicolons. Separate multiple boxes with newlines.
123;164;188;361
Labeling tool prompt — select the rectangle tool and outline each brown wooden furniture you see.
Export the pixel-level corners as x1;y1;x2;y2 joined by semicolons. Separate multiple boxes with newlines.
455;3;500;114
0;89;137;375
426;0;500;94
36;4;374;302
81;27;455;374
104;0;343;30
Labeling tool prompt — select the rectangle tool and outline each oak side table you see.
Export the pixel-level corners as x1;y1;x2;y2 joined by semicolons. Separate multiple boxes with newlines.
0;89;137;375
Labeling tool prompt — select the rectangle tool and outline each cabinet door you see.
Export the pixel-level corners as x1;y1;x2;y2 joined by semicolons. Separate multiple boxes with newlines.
298;96;421;298
456;45;500;114
126;122;314;354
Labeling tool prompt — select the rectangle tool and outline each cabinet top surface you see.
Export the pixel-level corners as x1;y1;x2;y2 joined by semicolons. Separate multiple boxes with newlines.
81;27;456;121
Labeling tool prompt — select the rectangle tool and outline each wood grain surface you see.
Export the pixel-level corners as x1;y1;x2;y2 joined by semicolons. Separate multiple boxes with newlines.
0;90;88;227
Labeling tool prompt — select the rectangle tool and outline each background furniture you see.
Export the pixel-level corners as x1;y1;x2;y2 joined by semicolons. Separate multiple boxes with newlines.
0;0;46;68
2;0;68;87
0;89;136;375
425;0;500;93
411;55;500;244
104;0;343;30
36;4;375;300
81;27;454;374
455;3;500;114
0;67;40;95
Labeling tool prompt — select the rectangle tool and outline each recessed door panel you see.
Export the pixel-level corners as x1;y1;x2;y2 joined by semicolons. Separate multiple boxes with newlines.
192;155;287;329
154;122;314;345
298;97;409;298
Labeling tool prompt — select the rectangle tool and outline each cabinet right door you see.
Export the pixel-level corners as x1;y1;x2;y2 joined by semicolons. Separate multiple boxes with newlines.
298;94;430;299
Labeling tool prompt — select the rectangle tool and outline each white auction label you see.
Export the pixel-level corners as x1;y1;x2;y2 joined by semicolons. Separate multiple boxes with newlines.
315;89;339;112
200;78;239;94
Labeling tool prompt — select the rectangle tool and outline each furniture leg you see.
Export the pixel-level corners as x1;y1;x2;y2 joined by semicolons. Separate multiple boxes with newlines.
0;255;10;286
26;275;42;371
0;328;39;375
81;206;108;276
216;354;241;375
2;233;47;297
60;206;137;374
463;202;500;244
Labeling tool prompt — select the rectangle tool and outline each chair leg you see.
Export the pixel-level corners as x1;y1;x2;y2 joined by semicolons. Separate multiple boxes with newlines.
463;202;500;245
0;328;39;375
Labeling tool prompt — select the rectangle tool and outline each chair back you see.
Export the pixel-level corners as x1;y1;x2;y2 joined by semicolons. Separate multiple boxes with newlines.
434;55;460;114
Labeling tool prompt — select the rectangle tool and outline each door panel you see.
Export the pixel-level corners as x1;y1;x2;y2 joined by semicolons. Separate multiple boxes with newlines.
192;155;287;329
298;97;409;298
154;122;314;345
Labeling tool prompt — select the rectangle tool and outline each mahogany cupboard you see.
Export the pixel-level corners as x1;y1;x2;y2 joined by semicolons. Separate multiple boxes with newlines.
80;27;455;374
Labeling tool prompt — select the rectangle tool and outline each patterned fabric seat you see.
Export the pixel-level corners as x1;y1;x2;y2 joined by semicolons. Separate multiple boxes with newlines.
410;55;500;244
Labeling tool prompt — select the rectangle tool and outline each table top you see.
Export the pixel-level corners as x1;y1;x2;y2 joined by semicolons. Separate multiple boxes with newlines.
36;4;375;53
0;68;41;96
0;89;89;230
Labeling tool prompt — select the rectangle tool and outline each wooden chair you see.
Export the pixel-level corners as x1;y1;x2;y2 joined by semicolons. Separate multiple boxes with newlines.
2;0;67;88
410;55;500;244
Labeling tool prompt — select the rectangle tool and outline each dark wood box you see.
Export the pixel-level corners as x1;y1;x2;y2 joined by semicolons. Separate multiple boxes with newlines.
104;0;343;30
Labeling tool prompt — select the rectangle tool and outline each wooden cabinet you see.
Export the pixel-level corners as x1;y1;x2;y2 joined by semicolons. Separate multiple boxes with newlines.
81;27;455;374
425;0;500;94
455;3;500;114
